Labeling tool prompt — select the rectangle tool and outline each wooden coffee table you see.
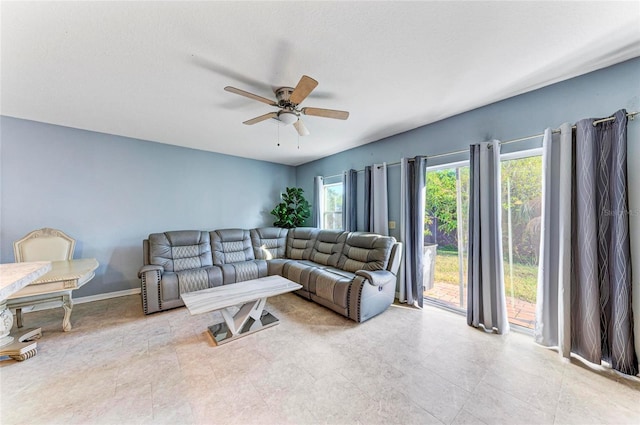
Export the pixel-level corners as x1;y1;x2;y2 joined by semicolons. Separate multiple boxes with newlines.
181;275;301;345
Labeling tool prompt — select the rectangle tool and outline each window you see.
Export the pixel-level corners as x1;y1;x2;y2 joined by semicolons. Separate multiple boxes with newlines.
322;182;343;230
423;148;543;330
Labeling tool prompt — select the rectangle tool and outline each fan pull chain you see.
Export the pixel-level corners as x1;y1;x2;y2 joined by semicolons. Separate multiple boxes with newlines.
297;131;300;150
277;120;280;147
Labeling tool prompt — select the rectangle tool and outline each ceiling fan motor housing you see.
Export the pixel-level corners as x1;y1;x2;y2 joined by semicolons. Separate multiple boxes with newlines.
275;87;296;108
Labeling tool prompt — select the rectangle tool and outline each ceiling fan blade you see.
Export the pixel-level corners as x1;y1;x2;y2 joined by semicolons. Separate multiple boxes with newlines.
224;86;277;106
289;75;318;105
243;112;278;125
301;107;349;120
293;118;310;137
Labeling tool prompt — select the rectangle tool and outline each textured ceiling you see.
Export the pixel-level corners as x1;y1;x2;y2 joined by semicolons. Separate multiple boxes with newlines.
2;1;639;166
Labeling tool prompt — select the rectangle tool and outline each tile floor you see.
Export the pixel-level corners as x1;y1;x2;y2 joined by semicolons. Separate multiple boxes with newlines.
1;293;639;425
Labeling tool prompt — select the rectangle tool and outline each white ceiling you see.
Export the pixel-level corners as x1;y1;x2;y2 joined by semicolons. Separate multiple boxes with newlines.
2;1;639;166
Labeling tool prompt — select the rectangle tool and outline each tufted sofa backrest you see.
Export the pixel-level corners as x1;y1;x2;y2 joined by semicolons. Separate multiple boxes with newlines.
250;227;288;260
310;230;347;267
338;232;395;272
286;227;318;260
210;229;255;265
148;231;213;272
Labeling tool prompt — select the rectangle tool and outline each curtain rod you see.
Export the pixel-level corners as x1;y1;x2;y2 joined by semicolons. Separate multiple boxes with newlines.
320;111;638;177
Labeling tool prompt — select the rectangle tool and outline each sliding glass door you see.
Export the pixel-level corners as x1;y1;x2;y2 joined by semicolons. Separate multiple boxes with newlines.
423;150;543;329
423;162;470;311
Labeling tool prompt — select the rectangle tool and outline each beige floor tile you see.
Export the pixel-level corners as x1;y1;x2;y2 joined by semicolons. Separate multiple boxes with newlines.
2;293;639;425
463;381;554;424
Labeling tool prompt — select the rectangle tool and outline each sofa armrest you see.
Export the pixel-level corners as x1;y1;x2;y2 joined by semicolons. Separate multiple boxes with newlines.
138;264;164;278
355;270;396;287
139;265;164;314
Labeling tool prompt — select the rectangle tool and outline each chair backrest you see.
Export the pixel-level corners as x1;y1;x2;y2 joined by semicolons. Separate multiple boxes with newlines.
250;227;288;260
338;232;395;272
148;230;213;272
14;228;75;262
309;230;347;267
286;227;318;261
210;229;255;265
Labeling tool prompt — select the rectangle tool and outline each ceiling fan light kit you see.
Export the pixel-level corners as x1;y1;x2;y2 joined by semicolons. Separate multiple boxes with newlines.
277;111;298;125
224;75;349;137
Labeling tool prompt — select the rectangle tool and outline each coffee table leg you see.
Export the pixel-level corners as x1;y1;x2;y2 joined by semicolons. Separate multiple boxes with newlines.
208;297;280;345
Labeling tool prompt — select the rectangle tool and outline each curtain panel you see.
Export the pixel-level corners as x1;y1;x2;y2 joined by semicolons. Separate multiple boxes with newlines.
365;163;389;235
399;156;427;306
312;176;323;228
535;124;573;357
342;169;357;231
467;141;509;334
571;109;637;375
364;166;371;231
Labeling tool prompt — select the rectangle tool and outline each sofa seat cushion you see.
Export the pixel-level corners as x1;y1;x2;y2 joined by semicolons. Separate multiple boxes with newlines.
321;266;356;280
338;233;395;272
308;268;352;309
281;260;320;296
218;260;268;285
309;230;347;267
177;266;223;293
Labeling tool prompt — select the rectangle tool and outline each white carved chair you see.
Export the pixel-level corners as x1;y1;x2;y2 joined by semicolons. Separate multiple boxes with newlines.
9;228;75;330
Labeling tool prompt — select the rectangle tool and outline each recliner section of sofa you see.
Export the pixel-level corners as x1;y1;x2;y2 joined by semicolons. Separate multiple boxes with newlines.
211;229;268;284
139;231;223;314
140;227;402;322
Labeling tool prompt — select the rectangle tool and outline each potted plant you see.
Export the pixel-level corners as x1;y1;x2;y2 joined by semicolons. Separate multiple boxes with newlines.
271;187;311;228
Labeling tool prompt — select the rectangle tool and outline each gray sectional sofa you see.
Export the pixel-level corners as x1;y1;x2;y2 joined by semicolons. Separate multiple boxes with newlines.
139;227;402;323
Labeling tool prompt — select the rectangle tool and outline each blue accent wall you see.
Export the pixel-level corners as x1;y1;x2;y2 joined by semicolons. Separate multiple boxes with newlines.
0;117;296;297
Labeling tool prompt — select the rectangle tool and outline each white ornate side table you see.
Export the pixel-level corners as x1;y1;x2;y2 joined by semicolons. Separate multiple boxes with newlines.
7;258;99;332
0;261;51;361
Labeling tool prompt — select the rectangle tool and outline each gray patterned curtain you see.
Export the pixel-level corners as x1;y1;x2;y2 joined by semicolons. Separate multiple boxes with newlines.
572;109;637;375
467;141;509;334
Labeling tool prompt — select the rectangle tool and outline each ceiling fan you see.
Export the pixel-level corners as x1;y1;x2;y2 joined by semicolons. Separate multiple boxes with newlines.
224;75;349;136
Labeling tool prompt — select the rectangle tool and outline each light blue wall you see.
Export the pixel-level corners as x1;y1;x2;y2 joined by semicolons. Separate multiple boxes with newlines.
0;117;296;297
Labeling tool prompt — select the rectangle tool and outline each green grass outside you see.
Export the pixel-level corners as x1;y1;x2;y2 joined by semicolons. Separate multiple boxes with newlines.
433;249;538;303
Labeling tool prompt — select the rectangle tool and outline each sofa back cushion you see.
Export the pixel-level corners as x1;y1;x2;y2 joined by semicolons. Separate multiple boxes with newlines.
310;230;347;267
286;227;318;260
211;229;255;265
338;232;395;272
148;231;213;272
250;227;288;260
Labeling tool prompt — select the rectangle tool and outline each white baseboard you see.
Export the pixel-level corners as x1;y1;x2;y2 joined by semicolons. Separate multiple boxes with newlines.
15;288;141;313
75;288;141;304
